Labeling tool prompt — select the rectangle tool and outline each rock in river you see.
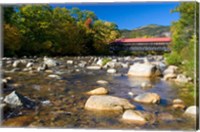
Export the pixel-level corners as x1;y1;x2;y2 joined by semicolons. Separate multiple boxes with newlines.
86;66;101;70
85;95;135;111
175;74;190;83
163;73;177;81
96;80;108;85
157;112;174;121
141;82;153;89
12;60;23;68
128;63;159;77
66;60;73;64
48;74;61;79
86;87;108;95
107;68;117;74
172;99;186;109
3;91;36;109
134;92;160;104
122;110;155;125
43;57;58;67
184;106;198;116
163;65;178;75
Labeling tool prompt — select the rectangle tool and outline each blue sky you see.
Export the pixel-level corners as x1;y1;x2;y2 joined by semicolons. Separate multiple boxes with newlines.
51;2;180;30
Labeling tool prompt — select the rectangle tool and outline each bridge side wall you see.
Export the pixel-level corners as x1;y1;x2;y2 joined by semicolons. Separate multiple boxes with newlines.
110;42;170;52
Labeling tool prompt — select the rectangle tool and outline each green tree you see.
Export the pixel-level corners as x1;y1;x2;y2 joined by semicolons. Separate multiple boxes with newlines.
3;6;15;24
11;5;52;56
3;24;22;56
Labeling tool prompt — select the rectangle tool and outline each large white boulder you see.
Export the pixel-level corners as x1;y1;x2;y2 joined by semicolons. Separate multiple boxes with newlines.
85;95;135;111
184;106;198;116
128;63;158;77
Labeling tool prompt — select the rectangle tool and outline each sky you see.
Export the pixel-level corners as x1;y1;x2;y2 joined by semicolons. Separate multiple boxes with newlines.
51;2;180;30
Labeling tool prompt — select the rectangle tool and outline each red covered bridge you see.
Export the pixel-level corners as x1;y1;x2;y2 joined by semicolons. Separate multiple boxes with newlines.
110;37;171;52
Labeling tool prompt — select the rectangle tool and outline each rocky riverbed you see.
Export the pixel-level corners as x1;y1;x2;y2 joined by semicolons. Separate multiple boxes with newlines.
0;56;197;130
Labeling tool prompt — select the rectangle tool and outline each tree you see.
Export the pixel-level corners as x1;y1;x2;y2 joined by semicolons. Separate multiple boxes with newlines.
3;5;120;56
170;2;197;52
3;24;21;56
166;2;199;78
3;6;15;24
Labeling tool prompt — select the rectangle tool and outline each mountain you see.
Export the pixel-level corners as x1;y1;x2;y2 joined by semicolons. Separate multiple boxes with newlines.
120;24;171;38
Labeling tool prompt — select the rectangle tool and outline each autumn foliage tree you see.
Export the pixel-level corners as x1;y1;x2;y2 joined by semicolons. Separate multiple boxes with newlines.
3;5;120;56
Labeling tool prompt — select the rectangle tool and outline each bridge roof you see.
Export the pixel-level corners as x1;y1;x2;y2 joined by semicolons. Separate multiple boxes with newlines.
113;37;171;43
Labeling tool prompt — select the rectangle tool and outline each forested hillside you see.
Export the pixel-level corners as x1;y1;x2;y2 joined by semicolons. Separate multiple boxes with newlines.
3;5;120;57
120;24;170;38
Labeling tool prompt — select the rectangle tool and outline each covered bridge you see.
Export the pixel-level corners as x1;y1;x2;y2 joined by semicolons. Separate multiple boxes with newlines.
109;37;171;52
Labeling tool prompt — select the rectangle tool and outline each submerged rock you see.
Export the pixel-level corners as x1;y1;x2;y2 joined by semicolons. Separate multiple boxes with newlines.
134;92;160;104
96;80;108;85
128;63;158;77
85;95;135;111
157;112;174;121
3;91;36;109
122;110;155;125
141;82;153;89
86;87;108;95
48;74;61;79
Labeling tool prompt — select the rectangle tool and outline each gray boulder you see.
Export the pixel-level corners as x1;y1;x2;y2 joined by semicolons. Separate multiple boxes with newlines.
3;91;36;109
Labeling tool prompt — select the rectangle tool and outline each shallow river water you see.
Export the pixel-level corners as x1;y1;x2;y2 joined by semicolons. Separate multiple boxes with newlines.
1;56;196;130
